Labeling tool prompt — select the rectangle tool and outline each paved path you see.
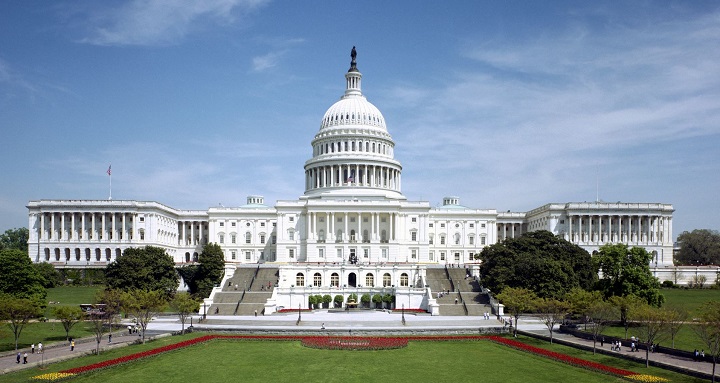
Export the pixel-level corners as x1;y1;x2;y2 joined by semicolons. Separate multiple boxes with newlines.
0;312;716;381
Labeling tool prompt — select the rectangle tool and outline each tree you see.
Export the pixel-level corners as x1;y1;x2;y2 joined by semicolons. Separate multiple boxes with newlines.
105;246;178;298
179;243;226;298
594;244;664;307
53;305;84;341
170;292;200;334
0;228;28;252
372;294;383;309
632;304;669;368
695;301;720;382
0;249;47;303
478;231;596;299
496;287;537;337
676;229;720;265
122;289;168;344
586;300;617;355
89;289;123;355
535;297;569;344
334;295;343;308
0;295;43;350
33;262;62;288
322;294;332;308
665;306;688;349
565;288;603;330
609;294;645;339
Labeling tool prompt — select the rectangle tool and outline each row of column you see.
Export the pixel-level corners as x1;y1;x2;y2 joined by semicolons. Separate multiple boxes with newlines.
306;212;397;243
305;164;401;191
568;214;671;245
38;212;138;243
498;223;523;240
178;220;208;246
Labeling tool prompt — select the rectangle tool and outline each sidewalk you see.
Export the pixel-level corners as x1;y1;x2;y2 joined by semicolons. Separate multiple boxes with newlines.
524;327;717;380
0;328;158;375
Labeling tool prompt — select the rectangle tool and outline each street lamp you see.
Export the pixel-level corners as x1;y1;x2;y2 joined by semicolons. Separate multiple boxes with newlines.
401;304;406;325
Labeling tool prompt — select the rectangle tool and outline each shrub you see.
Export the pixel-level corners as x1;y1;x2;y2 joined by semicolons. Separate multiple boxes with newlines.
661;280;674;288
333;295;343;307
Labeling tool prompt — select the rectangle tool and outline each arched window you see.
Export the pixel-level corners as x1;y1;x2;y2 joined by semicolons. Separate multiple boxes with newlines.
55;248;60;261
363;230;369;243
185;252;190;263
105;248;111;261
383;273;392;287
365;273;374;287
245;232;252;244
296;273;305;287
44;248;50;261
313;272;322;287
350;229;356;242
85;248;91;261
75;248;81;261
454;233;461;245
400;273;409;287
331;273;339;287
318;229;325;242
65;248;70;261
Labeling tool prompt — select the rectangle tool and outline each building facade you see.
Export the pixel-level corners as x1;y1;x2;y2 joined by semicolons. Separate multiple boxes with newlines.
26;51;676;311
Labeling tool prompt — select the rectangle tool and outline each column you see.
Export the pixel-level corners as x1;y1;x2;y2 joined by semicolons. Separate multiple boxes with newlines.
122;213;127;241
132;214;137;241
568;215;573;242
578;216;583;242
70;213;75;240
40;213;46;241
358;212;362;242
80;214;86;240
91;214;96;241
102;214;107;242
344;213;348;241
191;221;195;245
61;214;65;241
371;212;376;241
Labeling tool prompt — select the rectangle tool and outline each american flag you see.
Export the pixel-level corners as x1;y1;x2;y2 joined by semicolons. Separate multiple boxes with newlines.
107;165;112;176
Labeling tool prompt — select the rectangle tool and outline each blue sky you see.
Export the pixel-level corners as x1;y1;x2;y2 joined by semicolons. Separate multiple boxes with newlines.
1;1;718;239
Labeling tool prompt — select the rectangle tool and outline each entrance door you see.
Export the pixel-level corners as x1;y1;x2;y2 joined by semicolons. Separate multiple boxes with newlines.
348;272;357;287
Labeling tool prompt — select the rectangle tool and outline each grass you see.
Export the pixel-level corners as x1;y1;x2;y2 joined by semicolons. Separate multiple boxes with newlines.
0;321;97;352
45;286;105;318
2;334;707;383
662;288;720;318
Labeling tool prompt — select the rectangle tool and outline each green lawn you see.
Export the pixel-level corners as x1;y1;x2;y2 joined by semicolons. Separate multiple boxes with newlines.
662;288;720;318
0;321;96;352
2;335;705;383
45;286;105;318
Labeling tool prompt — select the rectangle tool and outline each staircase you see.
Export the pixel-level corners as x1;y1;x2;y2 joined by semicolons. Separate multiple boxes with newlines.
427;266;491;316
208;266;279;315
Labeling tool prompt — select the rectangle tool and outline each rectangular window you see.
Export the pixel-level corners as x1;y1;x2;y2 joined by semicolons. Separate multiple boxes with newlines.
469;237;474;245
231;234;236;244
429;237;434;245
245;251;251;260
337;248;342;258
231;222;236;227
429;251;434;261
231;251;236;260
411;231;417;241
261;222;265;227
469;223;474;228
411;249;417;259
469;252;474;261
382;248;388;258
440;252;446;261
440;237;446;245
411;217;417;223
289;216;294;222
219;222;224;227
429;223;433;228
481;237;486;245
272;236;277;244
139;216;145;222
481;223;486;228
260;234;266;244
454;252;460;261
319;248;324;258
289;249;295;258
289;232;294;241
364;248;369;258
219;234;224;244
440;223;445;228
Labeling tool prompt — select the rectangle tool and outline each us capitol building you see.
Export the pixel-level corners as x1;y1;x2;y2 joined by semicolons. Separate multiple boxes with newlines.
26;50;676;313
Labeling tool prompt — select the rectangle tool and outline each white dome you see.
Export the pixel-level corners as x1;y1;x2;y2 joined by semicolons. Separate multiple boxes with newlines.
320;96;386;131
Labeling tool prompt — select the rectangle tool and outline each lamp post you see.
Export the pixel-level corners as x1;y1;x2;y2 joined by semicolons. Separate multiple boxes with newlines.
401;303;406;325
297;303;301;324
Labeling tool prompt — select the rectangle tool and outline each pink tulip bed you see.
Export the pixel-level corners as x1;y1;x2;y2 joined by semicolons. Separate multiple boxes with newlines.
30;334;667;382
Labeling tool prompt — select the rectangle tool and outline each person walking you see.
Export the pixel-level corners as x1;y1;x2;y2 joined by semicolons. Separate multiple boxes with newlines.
31;344;35;354
16;352;20;364
38;342;43;354
109;333;112;343
23;352;27;364
70;340;75;351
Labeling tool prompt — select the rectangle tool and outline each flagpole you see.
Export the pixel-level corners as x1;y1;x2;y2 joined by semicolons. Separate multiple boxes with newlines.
108;164;112;200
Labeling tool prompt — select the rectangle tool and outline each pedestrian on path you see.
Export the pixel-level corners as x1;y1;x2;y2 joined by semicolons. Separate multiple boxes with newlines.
254;309;257;317
128;325;132;335
70;340;75;351
23;352;27;364
109;333;112;343
31;344;35;354
16;353;20;364
38;342;43;354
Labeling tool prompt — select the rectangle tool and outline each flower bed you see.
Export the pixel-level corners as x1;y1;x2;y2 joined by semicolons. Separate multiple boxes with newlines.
276;308;313;313
392;308;427;313
31;334;667;382
301;336;408;350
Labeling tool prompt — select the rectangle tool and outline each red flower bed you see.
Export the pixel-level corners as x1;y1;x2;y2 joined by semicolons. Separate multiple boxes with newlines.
301;336;408;350
277;308;313;313
487;336;636;377
392;308;427;313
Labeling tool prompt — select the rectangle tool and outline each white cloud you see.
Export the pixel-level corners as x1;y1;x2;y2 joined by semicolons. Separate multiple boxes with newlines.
80;0;269;46
252;51;283;72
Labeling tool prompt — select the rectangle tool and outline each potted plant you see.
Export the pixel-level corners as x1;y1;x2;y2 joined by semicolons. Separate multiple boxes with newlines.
308;295;317;310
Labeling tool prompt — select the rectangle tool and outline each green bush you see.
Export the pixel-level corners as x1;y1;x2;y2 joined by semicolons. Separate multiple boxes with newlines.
661;280;674;288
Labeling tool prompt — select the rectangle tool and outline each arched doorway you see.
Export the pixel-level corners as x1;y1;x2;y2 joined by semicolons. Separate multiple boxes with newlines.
348;272;357;287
